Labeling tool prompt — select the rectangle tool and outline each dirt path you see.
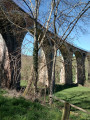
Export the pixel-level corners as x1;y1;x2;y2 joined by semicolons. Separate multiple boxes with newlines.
3;88;22;98
2;88;37;101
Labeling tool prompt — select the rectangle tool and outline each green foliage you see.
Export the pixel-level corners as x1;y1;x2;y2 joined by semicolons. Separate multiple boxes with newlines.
0;89;7;95
21;55;33;84
0;89;61;120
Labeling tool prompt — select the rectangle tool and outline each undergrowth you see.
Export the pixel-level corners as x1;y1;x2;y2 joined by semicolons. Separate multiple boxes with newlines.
0;85;90;120
0;89;61;120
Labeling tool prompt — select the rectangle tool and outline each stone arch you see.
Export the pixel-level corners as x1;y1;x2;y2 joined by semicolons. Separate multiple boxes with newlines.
86;53;90;82
0;16;27;89
0;33;11;87
74;51;82;59
0;0;89;89
85;56;88;82
38;41;54;87
0;31;26;89
0;1;53;89
0;0;29;89
74;51;86;85
58;43;73;84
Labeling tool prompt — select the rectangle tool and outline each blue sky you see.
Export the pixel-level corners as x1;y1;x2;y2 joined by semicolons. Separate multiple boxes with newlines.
73;32;90;51
13;0;90;55
21;33;34;56
21;28;90;56
70;21;90;52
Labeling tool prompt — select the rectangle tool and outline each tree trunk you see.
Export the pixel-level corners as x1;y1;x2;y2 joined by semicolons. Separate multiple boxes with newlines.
33;0;38;97
49;0;57;104
49;45;56;104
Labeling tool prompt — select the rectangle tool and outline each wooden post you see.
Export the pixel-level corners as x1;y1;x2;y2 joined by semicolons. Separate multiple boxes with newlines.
49;95;53;105
62;102;71;120
44;85;47;103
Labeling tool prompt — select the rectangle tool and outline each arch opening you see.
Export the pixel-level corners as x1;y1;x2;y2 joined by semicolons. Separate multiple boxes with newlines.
21;32;34;87
55;49;65;84
72;53;77;84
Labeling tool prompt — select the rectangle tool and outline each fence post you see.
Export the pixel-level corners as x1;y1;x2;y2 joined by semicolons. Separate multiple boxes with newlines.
62;102;71;120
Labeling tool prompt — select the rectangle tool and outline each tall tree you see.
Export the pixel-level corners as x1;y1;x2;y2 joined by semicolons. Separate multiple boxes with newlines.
33;0;39;96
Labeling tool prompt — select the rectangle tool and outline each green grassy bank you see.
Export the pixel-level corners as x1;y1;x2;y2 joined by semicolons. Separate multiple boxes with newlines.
0;89;61;120
0;85;90;120
54;85;90;120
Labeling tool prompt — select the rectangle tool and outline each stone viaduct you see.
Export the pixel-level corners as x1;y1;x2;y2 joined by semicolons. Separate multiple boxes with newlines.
0;0;90;90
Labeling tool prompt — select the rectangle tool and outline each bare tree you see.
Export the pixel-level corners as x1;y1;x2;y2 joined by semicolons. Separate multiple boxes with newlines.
49;0;90;103
0;0;90;100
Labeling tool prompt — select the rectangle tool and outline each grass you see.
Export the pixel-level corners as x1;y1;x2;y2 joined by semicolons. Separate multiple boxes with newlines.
0;85;90;120
20;80;28;87
54;85;90;119
20;80;90;119
0;89;61;120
